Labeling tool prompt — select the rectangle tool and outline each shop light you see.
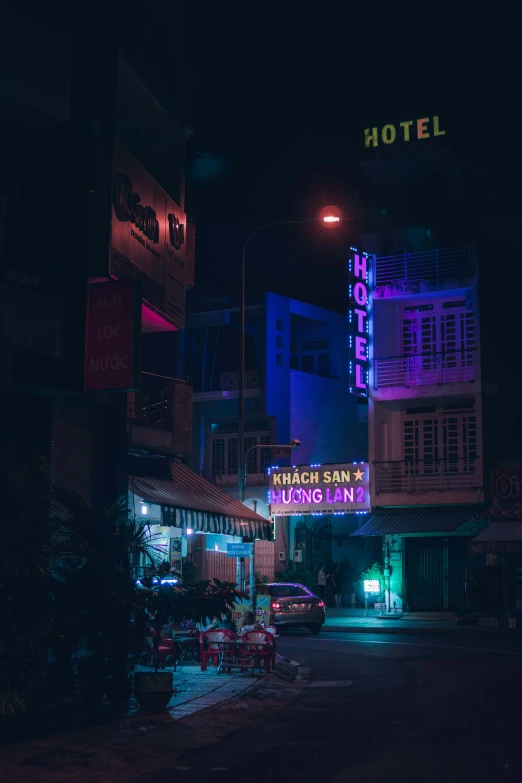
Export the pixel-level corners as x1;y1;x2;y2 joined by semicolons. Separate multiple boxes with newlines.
186;528;193;535
141;503;149;516
214;544;219;552
364;579;380;594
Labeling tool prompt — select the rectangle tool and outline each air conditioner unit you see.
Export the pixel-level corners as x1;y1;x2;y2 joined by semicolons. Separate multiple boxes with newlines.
278;552;286;561
293;550;303;563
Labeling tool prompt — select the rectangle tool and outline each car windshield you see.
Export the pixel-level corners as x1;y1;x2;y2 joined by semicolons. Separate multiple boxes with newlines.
269;585;311;598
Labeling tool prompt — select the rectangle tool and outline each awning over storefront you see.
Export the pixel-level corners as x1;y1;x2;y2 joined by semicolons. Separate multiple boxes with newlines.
352;506;484;537
130;460;271;540
470;521;522;554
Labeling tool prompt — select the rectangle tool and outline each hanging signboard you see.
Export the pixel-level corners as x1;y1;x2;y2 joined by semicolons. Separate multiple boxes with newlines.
269;463;370;515
348;248;372;397
110;139;187;328
84;279;141;392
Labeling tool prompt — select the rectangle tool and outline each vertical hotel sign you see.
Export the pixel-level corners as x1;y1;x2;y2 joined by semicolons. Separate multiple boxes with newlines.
348;248;372;396
84;279;141;391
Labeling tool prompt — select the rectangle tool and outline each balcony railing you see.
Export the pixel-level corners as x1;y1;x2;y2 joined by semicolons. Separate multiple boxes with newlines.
374;349;476;389
127;373;193;453
131;381;173;429
374;245;474;287
375;458;478;494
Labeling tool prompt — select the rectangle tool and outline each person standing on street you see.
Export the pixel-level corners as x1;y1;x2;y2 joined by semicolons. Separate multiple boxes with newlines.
317;565;327;601
332;563;342;607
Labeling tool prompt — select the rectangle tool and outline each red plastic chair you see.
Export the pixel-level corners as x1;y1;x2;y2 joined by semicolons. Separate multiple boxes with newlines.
240;630;275;673
152;644;171;670
160;638;177;670
147;629;172;670
200;629;236;671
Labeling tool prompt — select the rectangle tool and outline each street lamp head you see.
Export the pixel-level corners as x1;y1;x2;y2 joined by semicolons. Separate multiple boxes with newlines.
290;438;301;450
320;205;342;225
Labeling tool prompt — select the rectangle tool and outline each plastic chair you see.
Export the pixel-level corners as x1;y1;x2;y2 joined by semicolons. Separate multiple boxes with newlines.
240;630;275;673
160;638;177;670
200;629;236;671
152;644;171;670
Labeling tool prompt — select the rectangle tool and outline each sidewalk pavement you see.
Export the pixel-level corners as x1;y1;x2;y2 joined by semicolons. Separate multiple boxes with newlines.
131;663;258;721
323;608;496;634
3;663;299;783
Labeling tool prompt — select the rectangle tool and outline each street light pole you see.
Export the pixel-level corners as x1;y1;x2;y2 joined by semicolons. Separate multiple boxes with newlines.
243;440;300;611
238;214;347;502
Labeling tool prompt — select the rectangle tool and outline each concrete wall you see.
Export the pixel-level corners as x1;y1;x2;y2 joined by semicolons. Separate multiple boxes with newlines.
262;294;291;445
290;371;367;465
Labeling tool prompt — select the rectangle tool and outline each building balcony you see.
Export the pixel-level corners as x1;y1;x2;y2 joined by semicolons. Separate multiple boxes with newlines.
374;458;479;495
374;245;475;289
374;349;476;393
127;372;192;454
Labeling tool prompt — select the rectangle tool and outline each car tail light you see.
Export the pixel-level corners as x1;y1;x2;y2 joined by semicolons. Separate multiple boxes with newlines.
271;602;280;610
318;601;325;607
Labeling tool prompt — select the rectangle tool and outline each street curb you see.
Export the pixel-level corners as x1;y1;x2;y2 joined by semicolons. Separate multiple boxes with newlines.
274;655;312;682
321;624;522;636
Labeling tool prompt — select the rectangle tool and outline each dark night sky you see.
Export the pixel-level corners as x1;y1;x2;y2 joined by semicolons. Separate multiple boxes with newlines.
185;5;519;312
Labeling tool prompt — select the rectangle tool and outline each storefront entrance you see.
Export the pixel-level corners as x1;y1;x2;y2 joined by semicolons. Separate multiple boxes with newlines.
405;536;484;611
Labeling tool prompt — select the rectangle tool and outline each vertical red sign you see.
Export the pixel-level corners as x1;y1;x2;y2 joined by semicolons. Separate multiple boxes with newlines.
84;279;140;391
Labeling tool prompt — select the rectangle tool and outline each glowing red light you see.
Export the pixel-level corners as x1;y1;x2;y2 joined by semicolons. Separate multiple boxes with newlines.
271;602;280;610
320;205;342;225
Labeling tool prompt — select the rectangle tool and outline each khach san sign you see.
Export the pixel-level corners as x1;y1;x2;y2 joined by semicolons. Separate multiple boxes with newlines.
269;463;370;516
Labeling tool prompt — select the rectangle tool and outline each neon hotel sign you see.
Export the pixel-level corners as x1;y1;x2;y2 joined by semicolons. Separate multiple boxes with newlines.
348;248;371;396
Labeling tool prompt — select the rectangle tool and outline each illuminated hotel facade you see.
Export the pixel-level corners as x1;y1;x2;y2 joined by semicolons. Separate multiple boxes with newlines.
352;245;490;611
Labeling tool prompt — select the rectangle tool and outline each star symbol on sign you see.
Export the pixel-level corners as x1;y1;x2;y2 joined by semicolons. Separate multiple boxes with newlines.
353;468;365;482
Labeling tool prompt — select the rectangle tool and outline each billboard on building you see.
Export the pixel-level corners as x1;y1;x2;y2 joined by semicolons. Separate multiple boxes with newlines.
110;139;187;328
348;248;372;397
84;279;141;391
269;463;370;516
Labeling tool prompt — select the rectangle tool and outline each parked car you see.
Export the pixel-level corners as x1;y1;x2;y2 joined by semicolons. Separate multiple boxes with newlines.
255;582;325;634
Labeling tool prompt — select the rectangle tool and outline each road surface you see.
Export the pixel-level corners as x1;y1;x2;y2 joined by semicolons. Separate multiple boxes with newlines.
149;631;522;782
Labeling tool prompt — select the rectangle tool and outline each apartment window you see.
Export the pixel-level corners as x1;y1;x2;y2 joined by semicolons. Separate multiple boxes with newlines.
276;353;283;367
301;355;314;373
228;437;238;474
245;435;257;474
212;438;225;477
290;355;299;370
276;318;283;331
276;336;283;348
402;299;475;368
317;353;329;376
403;412;477;473
210;423;272;477
301;339;328;351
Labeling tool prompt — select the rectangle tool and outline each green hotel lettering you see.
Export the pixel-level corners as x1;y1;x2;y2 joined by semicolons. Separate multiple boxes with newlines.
364;116;446;148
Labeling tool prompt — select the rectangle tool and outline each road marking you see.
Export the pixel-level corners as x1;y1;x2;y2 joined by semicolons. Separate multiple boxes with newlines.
307;680;353;688
306;638;522;656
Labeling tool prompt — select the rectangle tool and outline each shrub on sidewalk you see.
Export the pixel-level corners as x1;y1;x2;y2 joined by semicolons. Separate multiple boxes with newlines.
279;565;317;592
